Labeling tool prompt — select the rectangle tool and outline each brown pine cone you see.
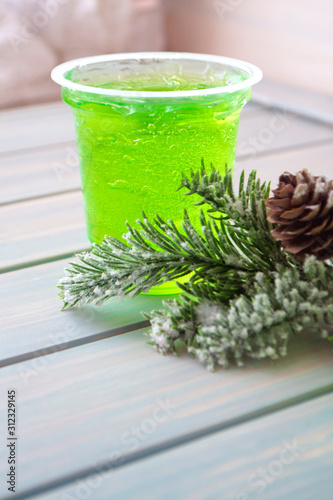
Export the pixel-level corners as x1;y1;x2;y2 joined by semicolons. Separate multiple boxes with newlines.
265;169;333;261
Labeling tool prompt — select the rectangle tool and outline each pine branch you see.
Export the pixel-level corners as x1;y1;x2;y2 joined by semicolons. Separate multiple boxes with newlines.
145;257;333;370
58;210;255;308
180;164;292;268
58;164;333;371
58;168;293;309
179;163;270;230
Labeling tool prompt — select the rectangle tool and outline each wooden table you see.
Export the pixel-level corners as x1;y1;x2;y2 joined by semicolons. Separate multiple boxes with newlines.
1;83;333;499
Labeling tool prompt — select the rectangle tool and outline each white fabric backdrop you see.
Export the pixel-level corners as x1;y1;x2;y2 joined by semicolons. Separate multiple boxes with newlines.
0;0;164;108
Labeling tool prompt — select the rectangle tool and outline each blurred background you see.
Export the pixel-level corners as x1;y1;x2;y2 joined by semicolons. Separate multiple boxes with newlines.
0;0;332;108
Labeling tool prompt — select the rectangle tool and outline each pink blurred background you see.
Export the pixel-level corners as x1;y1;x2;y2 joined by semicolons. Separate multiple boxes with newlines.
1;0;332;108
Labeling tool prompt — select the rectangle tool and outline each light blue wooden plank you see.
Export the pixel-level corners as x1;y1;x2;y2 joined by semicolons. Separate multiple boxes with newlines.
0;328;331;497
40;393;333;500
0;142;78;205
234;142;333;187
0;191;88;272
253;78;333;126
0;102;75;154
236;108;333;160
0;259;169;361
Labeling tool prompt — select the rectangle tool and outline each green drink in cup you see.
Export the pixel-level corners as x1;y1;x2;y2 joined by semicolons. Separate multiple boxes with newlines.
52;52;262;294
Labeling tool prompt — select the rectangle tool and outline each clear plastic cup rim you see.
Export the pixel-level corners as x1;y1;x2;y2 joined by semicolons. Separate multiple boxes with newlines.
51;52;262;99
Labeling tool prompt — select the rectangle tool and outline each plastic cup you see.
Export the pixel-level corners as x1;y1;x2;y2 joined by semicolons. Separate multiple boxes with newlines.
52;52;262;294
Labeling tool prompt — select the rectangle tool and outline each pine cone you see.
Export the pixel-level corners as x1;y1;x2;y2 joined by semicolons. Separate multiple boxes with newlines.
265;169;333;261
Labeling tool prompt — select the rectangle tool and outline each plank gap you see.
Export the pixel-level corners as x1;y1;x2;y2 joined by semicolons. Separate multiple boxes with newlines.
0;250;90;275
0;320;150;368
0;140;77;160
0;187;82;208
